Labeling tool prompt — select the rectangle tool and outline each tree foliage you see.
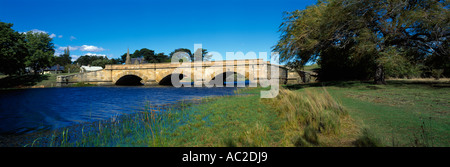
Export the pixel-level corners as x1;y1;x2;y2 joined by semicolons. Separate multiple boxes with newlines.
54;51;72;66
169;48;193;62
24;30;55;74
274;0;449;83
169;48;211;62
120;48;169;63
74;55;108;66
0;22;28;75
91;58;112;68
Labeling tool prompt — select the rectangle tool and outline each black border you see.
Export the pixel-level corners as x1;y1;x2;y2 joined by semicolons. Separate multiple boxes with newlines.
1;147;447;165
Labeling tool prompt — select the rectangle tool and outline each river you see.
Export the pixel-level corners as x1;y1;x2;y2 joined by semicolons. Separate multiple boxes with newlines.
0;86;238;135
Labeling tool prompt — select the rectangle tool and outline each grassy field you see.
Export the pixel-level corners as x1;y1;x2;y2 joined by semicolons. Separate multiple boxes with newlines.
22;79;449;147
287;80;450;147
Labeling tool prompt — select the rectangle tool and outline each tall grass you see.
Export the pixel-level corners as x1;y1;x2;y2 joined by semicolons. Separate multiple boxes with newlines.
265;87;347;146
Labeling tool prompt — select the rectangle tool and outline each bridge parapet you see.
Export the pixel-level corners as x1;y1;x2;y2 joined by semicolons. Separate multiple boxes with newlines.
105;59;269;70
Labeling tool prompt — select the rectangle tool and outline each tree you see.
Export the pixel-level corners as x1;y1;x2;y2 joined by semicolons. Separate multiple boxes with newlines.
54;48;72;66
274;0;449;84
136;48;157;63
193;48;211;61
155;53;170;62
118;48;169;63
24;31;55;74
110;57;124;64
91;58;112;68
169;48;211;62
0;21;28;75
64;64;80;73
74;55;108;66
169;48;193;62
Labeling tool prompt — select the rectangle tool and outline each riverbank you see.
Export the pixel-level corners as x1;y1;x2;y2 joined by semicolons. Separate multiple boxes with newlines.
6;79;449;147
0;73;79;89
14;86;358;147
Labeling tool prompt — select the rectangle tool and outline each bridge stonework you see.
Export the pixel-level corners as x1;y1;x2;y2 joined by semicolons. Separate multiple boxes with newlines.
56;59;288;86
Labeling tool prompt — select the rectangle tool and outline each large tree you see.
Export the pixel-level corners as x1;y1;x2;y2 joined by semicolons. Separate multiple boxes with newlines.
0;21;28;75
24;30;55;74
274;0;449;84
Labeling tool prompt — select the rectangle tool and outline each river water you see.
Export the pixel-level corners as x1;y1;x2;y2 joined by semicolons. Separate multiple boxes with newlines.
0;86;238;135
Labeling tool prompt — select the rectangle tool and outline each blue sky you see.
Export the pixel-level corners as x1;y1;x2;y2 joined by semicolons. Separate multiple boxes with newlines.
0;0;316;62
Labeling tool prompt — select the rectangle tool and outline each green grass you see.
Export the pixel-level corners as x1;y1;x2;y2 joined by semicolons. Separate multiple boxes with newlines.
289;80;450;147
163;93;282;147
35;74;58;87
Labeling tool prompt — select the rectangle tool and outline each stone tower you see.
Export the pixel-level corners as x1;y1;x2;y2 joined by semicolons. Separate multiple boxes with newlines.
125;48;131;64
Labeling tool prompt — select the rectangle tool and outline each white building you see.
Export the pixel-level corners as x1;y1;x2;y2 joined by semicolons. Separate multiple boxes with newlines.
80;65;103;73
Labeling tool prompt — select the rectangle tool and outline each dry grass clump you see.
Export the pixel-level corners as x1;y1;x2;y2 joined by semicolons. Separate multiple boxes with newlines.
266;87;347;146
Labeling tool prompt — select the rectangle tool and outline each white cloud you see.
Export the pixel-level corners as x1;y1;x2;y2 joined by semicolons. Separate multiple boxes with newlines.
85;53;107;57
57;46;79;51
70;36;76;41
58;45;106;52
28;29;48;34
80;45;105;52
24;29;62;39
54;50;64;56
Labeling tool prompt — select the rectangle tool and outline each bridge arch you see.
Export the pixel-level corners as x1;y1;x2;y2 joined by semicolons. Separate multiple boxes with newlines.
113;71;149;85
207;71;248;86
158;73;186;86
115;75;143;85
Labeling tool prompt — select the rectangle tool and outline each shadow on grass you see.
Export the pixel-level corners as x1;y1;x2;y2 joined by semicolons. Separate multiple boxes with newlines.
284;80;371;90
386;80;450;88
0;74;49;88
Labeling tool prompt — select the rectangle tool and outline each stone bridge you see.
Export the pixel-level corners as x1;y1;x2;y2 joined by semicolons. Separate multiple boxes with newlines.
56;59;287;86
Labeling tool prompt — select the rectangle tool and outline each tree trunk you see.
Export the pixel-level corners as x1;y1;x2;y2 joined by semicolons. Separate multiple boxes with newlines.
374;64;386;85
295;70;305;83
